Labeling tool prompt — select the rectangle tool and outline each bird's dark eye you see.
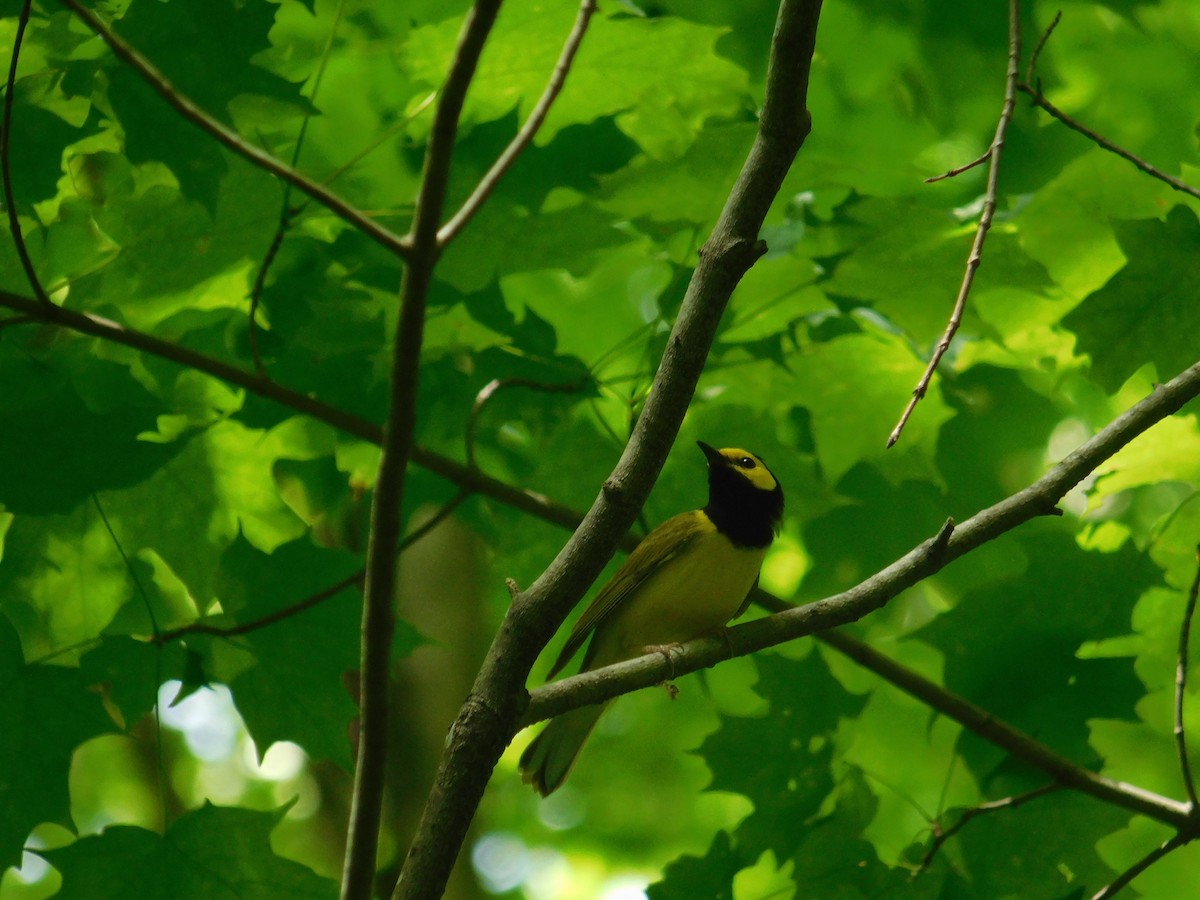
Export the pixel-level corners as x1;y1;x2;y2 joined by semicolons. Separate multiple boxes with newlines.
737;456;755;469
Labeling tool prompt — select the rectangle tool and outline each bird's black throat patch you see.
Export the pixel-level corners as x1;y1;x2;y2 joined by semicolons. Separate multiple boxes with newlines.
703;462;783;549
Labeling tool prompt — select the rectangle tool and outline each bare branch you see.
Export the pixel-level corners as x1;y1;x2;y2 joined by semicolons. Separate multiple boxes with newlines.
1025;10;1061;85
888;0;1021;448
159;570;361;644
818;629;1191;831
438;0;598;246
393;3;825;897
1176;546;1200;810
56;0;414;260
1017;83;1200;201
3;0;52;307
0;286;590;536
1018;10;1200;202
916;785;1060;875
342;1;506;896
466;376;591;468
1092;832;1192;900
924;147;992;184
247;218;288;378
157;490;470;645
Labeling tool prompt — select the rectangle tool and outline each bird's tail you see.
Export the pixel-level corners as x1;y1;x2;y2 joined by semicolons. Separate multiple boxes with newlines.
518;702;609;796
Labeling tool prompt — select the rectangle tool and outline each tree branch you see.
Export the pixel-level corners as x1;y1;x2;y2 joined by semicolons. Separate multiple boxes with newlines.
0;287;589;532
56;0;414;260
1016;85;1200;202
818;630;1192;830
3;0;52;307
888;0;1021;448
391;3;825;898
522;360;1200;813
1176;547;1200;810
341;2;505;897
247;213;289;378
437;0;598;247
1092;832;1192;900
1017;12;1200;202
916;784;1060;874
156;490;470;645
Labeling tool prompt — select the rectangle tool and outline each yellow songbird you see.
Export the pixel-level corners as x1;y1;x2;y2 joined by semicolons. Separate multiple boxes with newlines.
519;441;784;796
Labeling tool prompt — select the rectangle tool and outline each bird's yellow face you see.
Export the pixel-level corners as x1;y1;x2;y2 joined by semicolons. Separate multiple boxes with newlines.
713;447;778;492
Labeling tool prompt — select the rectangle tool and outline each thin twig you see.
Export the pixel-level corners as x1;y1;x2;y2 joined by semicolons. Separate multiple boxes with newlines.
156;490;471;644
247;222;286;377
315;92;438;197
1017;83;1200;201
56;0;414;260
0;286;589;533
2;0;52;307
437;0;598;246
888;0;1021;448
916;784;1060;874
1019;10;1200;201
814;629;1192;830
342;1;505;896
465;376;591;468
1092;832;1191;900
92;494;169;827
247;0;347;377
159;570;361;644
1176;546;1200;809
924;147;992;184
1025;10;1062;85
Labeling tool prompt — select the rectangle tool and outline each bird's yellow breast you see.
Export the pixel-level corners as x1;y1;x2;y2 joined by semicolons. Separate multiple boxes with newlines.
589;513;765;668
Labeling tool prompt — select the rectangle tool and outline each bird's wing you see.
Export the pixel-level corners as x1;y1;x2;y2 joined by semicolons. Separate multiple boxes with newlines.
546;511;701;678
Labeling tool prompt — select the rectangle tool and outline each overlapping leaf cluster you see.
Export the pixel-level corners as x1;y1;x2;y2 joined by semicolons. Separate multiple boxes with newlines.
0;0;1198;897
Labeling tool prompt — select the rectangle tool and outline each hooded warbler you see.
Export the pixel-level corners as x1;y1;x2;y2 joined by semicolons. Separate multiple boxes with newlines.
519;441;784;796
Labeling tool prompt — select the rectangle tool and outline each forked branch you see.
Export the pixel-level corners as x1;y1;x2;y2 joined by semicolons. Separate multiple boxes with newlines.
392;3;826;897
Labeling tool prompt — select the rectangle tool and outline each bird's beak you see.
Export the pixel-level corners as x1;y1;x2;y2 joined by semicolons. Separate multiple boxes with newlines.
697;441;722;468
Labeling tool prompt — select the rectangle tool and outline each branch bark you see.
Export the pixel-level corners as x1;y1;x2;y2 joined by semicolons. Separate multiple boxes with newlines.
437;0;598;247
0;288;587;532
888;0;1021;448
390;3;824;897
340;2;505;898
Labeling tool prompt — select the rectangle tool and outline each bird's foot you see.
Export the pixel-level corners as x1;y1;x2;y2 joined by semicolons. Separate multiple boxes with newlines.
644;642;684;696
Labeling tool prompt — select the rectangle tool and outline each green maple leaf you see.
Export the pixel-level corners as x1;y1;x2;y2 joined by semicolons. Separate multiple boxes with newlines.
43;803;337;899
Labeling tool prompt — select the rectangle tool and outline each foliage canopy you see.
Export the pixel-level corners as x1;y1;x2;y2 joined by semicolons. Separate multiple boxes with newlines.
1;0;1200;898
